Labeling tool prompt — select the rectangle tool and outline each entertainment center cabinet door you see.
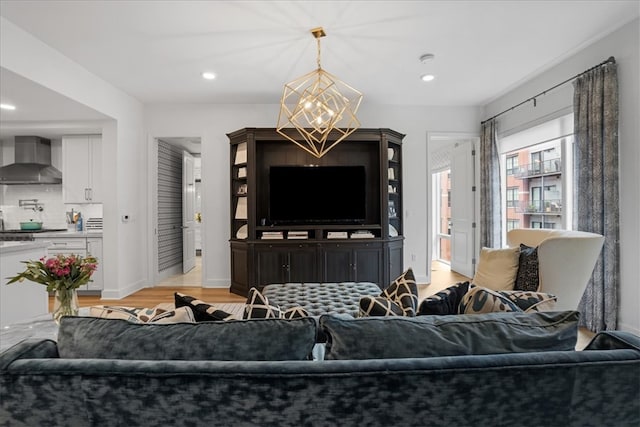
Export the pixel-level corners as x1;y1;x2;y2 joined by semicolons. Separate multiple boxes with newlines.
255;245;318;288
321;243;383;286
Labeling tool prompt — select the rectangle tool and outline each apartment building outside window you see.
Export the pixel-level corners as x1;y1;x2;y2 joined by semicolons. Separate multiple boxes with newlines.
500;114;573;239
434;169;451;262
506;187;519;208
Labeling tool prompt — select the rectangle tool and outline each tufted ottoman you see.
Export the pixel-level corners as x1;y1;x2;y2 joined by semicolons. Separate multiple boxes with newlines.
262;282;381;317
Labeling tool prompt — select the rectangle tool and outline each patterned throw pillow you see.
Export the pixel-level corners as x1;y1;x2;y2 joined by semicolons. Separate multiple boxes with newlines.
498;290;557;313
242;287;310;320
514;244;540;292
381;268;419;316
418;281;470;315
174;292;234;321
359;296;405;317
358;269;419;317
282;306;310;319
459;284;522;314
243;287;282;319
89;305;196;323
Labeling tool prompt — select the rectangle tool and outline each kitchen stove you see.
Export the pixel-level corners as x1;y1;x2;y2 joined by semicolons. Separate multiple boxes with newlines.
0;229;67;241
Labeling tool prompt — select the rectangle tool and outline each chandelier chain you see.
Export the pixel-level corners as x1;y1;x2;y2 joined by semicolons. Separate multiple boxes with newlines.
316;37;322;70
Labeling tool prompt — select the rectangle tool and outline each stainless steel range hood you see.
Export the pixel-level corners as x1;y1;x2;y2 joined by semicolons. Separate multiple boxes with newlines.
0;136;62;185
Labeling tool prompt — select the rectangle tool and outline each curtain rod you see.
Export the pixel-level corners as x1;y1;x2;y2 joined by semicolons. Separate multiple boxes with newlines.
481;56;616;125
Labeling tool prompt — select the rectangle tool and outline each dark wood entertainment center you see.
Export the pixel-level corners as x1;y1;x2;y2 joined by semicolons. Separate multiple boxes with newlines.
228;127;404;297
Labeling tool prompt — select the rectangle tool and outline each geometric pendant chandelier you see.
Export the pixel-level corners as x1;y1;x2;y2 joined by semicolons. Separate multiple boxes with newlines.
276;27;363;158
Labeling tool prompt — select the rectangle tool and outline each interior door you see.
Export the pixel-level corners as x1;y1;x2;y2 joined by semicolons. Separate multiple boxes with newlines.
450;140;476;278
182;151;196;273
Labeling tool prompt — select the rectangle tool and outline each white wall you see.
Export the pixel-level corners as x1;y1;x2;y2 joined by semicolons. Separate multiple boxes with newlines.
1;17;148;299
482;19;640;334
145;103;480;286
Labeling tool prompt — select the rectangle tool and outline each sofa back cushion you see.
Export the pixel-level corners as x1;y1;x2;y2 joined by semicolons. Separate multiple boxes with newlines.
57;316;317;361
320;311;579;360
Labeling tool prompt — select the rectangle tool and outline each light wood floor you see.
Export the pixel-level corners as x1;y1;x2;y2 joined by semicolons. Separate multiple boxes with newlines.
54;259;467;310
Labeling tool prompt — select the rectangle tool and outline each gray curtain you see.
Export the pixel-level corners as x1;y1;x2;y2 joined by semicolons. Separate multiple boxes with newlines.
479;119;501;248
573;60;619;332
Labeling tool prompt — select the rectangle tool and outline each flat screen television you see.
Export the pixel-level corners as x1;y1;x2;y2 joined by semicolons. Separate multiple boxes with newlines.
269;165;366;224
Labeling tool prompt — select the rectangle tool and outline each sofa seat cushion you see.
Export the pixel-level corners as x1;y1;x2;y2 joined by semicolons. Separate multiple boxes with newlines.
57;316;317;361
320;311;579;360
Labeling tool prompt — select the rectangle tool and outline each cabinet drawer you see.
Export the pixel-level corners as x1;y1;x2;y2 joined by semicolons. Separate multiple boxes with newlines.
45;238;87;250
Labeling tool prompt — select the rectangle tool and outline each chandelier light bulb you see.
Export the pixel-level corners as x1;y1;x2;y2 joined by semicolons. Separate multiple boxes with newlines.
421;74;435;82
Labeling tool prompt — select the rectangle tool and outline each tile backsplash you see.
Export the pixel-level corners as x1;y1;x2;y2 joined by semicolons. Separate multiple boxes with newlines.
0;184;102;230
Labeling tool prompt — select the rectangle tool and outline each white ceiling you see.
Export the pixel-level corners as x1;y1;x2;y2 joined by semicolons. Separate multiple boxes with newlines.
0;1;638;133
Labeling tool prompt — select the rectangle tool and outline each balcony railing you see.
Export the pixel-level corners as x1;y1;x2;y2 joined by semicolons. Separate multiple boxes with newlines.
509;158;562;178
514;199;562;214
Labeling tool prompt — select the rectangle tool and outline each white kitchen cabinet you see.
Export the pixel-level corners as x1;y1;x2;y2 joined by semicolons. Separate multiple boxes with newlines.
86;237;103;291
34;235;103;293
62;135;102;203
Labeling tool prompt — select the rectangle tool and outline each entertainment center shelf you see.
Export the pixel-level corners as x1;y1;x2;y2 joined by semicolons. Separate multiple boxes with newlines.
228;127;404;296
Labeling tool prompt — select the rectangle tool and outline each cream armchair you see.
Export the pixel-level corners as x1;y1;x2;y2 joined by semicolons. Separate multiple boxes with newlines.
507;229;604;311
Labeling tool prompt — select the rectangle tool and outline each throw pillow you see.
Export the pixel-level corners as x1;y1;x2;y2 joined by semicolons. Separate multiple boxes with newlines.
381;268;419;316
319;310;580;360
282;306;310;319
243;287;282;319
174;292;234;321
498;290;557;313
514;244;540;292
417;281;470;315
359;296;405;317
458;284;522;314
472;247;520;291
89;305;196;323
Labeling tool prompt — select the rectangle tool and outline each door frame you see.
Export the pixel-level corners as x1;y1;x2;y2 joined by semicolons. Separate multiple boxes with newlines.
147;135;203;287
426;132;480;281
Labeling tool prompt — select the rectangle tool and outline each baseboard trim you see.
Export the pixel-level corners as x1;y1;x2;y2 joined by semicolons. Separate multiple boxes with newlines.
202;278;230;288
101;279;146;300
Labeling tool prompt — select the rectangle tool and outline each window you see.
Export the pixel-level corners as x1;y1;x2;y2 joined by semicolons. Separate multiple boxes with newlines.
506;187;519;208
506;155;519;176
500;114;573;240
433;169;451;262
507;219;520;231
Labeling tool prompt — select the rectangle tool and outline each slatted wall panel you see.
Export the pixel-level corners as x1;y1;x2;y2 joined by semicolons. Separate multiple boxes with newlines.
157;140;183;272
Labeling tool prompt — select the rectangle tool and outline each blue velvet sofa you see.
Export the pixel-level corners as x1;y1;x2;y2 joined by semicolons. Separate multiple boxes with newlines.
1;312;639;427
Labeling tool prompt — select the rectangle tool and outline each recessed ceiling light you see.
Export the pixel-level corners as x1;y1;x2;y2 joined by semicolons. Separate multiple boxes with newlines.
421;74;435;82
0;103;16;110
201;72;216;80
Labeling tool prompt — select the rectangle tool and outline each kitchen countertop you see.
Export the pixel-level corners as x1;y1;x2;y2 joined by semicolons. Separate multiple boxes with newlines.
0;241;51;254
32;230;103;238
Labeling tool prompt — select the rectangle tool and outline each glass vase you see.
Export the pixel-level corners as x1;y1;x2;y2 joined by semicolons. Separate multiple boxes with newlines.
53;287;79;324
